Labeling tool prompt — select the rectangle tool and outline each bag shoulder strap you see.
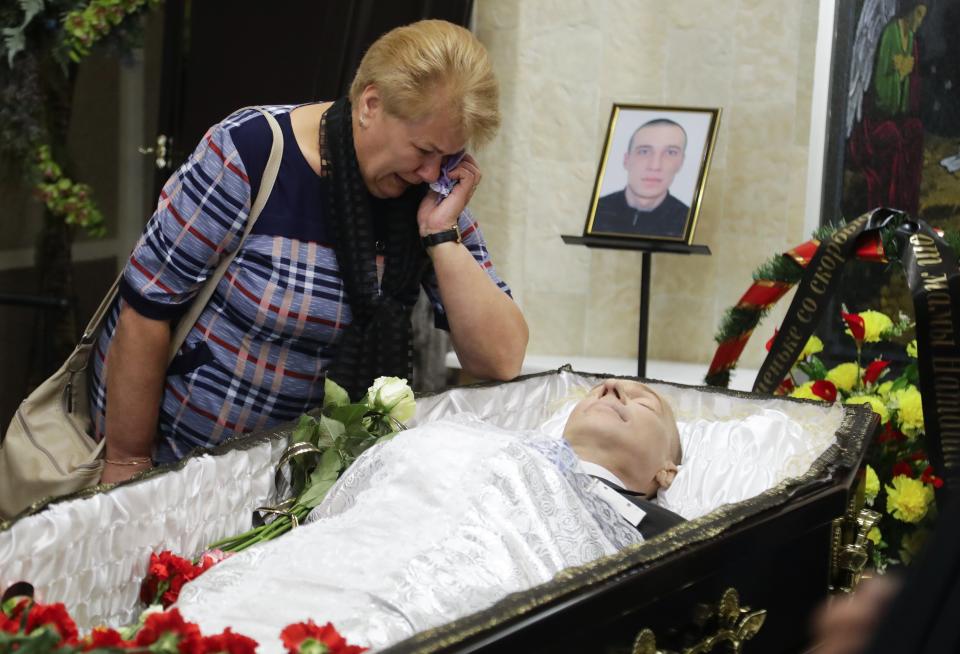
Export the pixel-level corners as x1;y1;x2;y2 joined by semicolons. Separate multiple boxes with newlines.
78;108;284;363
168;108;283;360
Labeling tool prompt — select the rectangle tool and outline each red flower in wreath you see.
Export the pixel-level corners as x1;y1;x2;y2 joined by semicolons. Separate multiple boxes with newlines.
842;312;866;345
134;608;204;654
280;620;367;654
765;328;779;352
811;380;838;403
877;422;906;444
921;465;944;489
892;461;914;478
863;359;890;385
202;627;259;654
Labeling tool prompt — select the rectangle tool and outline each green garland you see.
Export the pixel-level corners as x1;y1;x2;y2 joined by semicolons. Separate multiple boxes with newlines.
35;144;105;236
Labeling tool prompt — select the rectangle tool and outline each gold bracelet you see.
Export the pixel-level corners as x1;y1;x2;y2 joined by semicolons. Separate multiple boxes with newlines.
104;457;152;466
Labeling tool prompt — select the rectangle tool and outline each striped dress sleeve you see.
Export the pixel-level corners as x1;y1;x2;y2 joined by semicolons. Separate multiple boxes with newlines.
119;116;253;320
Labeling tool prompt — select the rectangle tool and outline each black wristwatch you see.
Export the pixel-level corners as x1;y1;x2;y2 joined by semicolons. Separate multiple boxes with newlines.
421;224;461;249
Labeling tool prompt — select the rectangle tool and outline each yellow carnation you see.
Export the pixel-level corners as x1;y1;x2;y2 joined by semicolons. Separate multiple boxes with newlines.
845;395;890;424
798;335;824;361
885;475;934;523
860;310;894;343
906;339;918;358
893;385;924;438
864;465;880;504
790;382;819;401
899;528;930;565
867;526;882;546
876;380;894;399
827;362;860;392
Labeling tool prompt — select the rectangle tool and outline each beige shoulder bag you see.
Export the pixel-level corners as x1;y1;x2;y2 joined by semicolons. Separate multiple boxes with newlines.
0;108;284;521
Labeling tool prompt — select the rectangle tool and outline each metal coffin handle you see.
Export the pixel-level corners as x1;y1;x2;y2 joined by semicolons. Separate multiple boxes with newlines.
632;587;767;654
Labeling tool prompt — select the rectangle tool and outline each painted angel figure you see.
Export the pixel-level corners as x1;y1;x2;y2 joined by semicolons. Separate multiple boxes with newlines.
845;0;928;217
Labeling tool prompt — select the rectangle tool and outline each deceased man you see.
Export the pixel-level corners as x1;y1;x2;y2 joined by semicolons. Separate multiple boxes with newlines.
174;380;686;651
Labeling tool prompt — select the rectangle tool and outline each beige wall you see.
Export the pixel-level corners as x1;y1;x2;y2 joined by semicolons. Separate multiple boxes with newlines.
472;0;821;368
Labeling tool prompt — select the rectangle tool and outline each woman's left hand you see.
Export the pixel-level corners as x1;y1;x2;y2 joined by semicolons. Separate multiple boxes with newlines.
417;153;482;236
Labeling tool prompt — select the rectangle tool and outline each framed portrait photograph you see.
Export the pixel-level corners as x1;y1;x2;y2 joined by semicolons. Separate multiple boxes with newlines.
584;104;721;244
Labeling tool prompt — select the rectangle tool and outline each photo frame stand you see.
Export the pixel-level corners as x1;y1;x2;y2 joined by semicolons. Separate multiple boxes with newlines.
561;234;711;377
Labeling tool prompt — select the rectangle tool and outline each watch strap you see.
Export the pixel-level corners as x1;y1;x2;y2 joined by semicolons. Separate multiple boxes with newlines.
421;224;461;249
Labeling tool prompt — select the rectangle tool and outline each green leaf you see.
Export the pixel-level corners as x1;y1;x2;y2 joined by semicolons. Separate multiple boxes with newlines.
319;415;345;445
903;362;919;385
314;447;343;481
327;403;369;427
298;478;338;508
323;378;350;408
10;628;61;654
292;414;318;444
797;355;828;381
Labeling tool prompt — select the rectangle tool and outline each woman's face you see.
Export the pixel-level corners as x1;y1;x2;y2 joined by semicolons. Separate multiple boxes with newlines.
563;379;679;494
354;85;466;199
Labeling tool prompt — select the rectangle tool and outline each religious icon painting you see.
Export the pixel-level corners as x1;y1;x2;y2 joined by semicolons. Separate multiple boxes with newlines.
584;104;720;245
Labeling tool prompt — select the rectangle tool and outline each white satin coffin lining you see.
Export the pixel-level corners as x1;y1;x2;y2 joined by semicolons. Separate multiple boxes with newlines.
0;369;843;632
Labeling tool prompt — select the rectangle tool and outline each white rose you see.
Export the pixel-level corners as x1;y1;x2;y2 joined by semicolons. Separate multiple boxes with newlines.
366;376;415;423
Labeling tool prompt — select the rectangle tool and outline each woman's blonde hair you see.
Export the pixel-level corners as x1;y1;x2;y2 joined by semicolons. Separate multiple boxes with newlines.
349;19;501;148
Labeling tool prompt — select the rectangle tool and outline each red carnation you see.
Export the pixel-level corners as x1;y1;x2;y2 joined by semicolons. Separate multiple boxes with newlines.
0;610;19;634
135;609;204;654
280;620;367;654
877;422;906;444
811;380;838;403
775;378;795;396
863;359;890;385
921;465;944;489
142;550;222;608
892;461;914;478
842;312;865;345
202;627;259;654
25;602;79;645
84;626;128;650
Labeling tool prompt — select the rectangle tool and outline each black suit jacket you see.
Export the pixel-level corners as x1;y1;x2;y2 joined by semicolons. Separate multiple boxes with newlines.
592;477;686;540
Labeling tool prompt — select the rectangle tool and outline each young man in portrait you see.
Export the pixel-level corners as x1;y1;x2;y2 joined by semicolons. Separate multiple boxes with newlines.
593;118;690;237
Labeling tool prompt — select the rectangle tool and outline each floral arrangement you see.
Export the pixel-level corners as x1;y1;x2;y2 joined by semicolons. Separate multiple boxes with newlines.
208;376;413;553
0;590;366;653
139;550;233;609
770;308;938;569
138;376;414;609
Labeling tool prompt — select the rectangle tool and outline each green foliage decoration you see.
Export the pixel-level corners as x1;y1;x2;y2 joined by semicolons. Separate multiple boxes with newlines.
34;144;105;236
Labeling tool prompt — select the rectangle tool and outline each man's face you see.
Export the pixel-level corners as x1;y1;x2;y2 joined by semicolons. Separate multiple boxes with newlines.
563;379;679;494
623;124;686;205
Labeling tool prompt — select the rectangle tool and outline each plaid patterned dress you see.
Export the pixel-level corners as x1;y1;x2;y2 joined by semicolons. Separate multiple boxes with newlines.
89;105;511;463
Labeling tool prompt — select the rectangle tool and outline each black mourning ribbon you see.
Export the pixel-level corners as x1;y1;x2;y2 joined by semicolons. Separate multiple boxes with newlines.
756;207;960;501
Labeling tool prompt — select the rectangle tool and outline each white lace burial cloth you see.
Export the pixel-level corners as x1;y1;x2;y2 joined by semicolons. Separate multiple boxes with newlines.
175;416;640;652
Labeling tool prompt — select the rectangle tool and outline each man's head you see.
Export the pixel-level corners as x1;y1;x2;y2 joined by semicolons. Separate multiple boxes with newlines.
563;379;682;497
622;119;687;210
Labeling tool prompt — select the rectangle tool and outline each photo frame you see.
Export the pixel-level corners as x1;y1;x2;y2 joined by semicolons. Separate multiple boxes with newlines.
584;104;720;244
